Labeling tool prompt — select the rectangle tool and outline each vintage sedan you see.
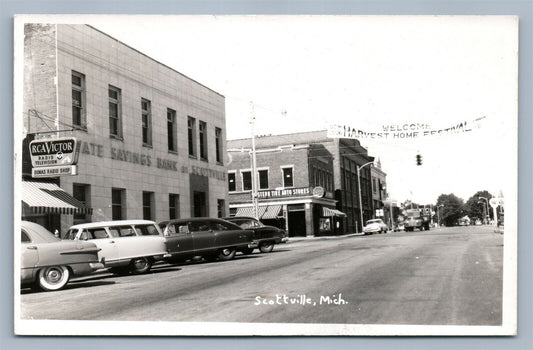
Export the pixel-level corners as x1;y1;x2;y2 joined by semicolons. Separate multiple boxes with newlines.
363;219;389;235
222;216;288;254
159;217;257;263
64;220;169;275
21;221;104;291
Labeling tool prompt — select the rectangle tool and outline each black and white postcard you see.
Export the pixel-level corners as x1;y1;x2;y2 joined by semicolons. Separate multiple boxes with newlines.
13;15;518;336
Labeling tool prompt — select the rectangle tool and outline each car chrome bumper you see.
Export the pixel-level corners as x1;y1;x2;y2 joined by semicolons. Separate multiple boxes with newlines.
248;240;260;248
89;262;105;270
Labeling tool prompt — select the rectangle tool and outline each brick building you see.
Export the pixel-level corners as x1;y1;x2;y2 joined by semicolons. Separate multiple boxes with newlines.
21;24;228;234
371;159;391;226
227;130;375;236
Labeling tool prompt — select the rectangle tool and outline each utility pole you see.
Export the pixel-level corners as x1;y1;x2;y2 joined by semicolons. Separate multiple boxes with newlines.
250;102;259;219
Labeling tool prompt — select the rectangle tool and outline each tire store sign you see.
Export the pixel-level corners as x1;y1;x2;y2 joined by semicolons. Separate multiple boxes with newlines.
29;137;79;178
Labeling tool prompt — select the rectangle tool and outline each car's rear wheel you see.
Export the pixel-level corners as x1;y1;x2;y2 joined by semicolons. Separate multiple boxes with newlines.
259;242;274;253
218;248;236;261
130;257;152;274
240;247;254;255
38;266;70;291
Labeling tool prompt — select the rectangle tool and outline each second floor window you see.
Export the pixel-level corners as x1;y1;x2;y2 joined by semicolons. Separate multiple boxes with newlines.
228;172;236;192
167;108;177;152
108;86;122;138
282;167;293;188
199;121;208;160
258;169;269;189
71;71;85;128
242;171;252;191
215;127;223;163
141;99;152;146
188;117;196;157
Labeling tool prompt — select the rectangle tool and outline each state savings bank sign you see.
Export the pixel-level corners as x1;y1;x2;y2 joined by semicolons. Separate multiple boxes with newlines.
29;137;79;178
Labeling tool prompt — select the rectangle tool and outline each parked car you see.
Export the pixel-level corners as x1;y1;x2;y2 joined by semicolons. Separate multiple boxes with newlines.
159;217;257;263
363;219;389;235
222;216;288;254
20;221;104;291
64;220;169;275
393;223;405;232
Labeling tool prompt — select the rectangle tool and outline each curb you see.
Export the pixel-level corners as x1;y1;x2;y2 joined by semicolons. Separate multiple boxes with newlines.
286;233;364;243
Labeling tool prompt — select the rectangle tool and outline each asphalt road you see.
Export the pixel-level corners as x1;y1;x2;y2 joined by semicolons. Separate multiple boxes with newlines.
19;225;503;325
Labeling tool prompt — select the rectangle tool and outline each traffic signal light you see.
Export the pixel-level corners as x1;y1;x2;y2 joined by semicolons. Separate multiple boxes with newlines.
416;154;423;166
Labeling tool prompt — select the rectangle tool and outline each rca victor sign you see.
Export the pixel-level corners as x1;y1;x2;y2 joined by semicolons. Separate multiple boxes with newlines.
29;137;79;178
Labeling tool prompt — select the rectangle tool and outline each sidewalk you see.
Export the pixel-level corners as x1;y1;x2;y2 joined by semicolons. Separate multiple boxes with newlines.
286;232;364;243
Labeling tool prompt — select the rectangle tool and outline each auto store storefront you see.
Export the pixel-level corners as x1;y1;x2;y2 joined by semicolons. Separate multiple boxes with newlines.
229;186;346;237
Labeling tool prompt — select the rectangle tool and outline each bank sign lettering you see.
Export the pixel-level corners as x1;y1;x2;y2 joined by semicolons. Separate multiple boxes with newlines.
30;137;78;167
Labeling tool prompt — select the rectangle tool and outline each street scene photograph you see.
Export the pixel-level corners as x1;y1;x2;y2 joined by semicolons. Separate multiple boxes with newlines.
13;15;517;336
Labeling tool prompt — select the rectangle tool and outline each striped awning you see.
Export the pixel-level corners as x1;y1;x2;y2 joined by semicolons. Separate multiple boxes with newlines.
261;205;283;219
21;181;93;215
322;207;347;217
235;206;267;218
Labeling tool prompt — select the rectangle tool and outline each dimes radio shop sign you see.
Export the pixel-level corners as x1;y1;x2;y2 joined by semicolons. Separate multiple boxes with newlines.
29;137;79;177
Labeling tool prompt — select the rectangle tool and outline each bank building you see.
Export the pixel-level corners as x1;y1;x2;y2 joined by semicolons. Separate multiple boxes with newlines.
20;24;228;234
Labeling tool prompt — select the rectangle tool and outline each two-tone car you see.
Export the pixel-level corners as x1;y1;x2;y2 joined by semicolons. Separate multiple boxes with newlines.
159;217;257;263
223;216;288;254
362;219;389;235
21;221;104;291
63;220;169;275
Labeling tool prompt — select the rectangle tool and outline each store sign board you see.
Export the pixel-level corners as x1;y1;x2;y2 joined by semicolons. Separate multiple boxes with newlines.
32;165;78;178
30;137;78;167
257;187;333;199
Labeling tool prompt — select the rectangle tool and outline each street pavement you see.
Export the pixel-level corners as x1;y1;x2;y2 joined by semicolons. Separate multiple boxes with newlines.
19;225;503;325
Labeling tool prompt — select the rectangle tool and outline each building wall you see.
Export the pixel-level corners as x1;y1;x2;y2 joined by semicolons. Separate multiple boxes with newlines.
23;24;227;233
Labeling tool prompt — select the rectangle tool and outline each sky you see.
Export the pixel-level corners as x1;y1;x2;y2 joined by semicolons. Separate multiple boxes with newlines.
60;15;517;204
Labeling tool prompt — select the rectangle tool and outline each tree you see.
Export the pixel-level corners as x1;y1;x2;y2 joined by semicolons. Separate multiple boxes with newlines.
464;190;494;223
435;193;465;226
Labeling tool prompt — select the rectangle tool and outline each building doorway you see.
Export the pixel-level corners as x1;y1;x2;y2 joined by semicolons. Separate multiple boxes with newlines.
288;210;306;237
193;191;207;217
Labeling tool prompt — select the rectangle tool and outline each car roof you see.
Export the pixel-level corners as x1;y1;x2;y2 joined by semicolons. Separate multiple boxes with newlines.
21;221;60;243
223;216;257;220
69;220;157;229
159;217;228;225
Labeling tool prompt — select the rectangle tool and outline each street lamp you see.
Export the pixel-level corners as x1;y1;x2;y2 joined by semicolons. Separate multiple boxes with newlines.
357;160;374;233
478;196;489;224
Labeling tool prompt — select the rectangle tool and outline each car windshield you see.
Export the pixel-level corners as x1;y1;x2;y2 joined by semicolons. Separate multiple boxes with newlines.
366;220;381;225
135;224;160;236
63;229;78;240
405;210;421;217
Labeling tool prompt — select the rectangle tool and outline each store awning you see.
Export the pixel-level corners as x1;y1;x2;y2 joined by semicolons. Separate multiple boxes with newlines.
235;206;267;218
260;205;283;219
322;207;347;217
21;181;93;215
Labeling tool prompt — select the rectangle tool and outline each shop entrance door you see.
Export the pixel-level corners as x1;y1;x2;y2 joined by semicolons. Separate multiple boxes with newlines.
288;211;306;237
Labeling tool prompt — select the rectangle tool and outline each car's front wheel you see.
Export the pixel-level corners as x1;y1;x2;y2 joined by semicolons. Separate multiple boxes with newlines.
259;242;274;253
218;248;236;261
130;257;152;274
38;266;70;291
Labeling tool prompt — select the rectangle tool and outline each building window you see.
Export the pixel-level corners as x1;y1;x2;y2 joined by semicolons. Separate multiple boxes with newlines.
112;188;126;220
242;170;252;191
282;166;294;188
141;98;152;146
228;172;236;192
199;121;208;160
108;85;122;138
73;183;90;224
215;127;223;164
258;169;269;189
169;193;180;220
71;71;85;129
143;191;154;220
188;117;196;157
372;178;377;194
217;199;225;218
167;108;177;152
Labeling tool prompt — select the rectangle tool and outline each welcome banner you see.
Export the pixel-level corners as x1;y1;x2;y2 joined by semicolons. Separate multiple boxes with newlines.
327;116;486;140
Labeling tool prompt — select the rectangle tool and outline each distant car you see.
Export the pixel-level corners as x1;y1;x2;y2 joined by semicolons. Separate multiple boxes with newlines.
64;220;169;275
159;217;258;263
393;223;405;232
363;219;389;235
21;221;104;291
223;216;288;254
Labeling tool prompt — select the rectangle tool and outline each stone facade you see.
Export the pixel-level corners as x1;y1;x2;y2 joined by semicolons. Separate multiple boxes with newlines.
22;24;227;233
